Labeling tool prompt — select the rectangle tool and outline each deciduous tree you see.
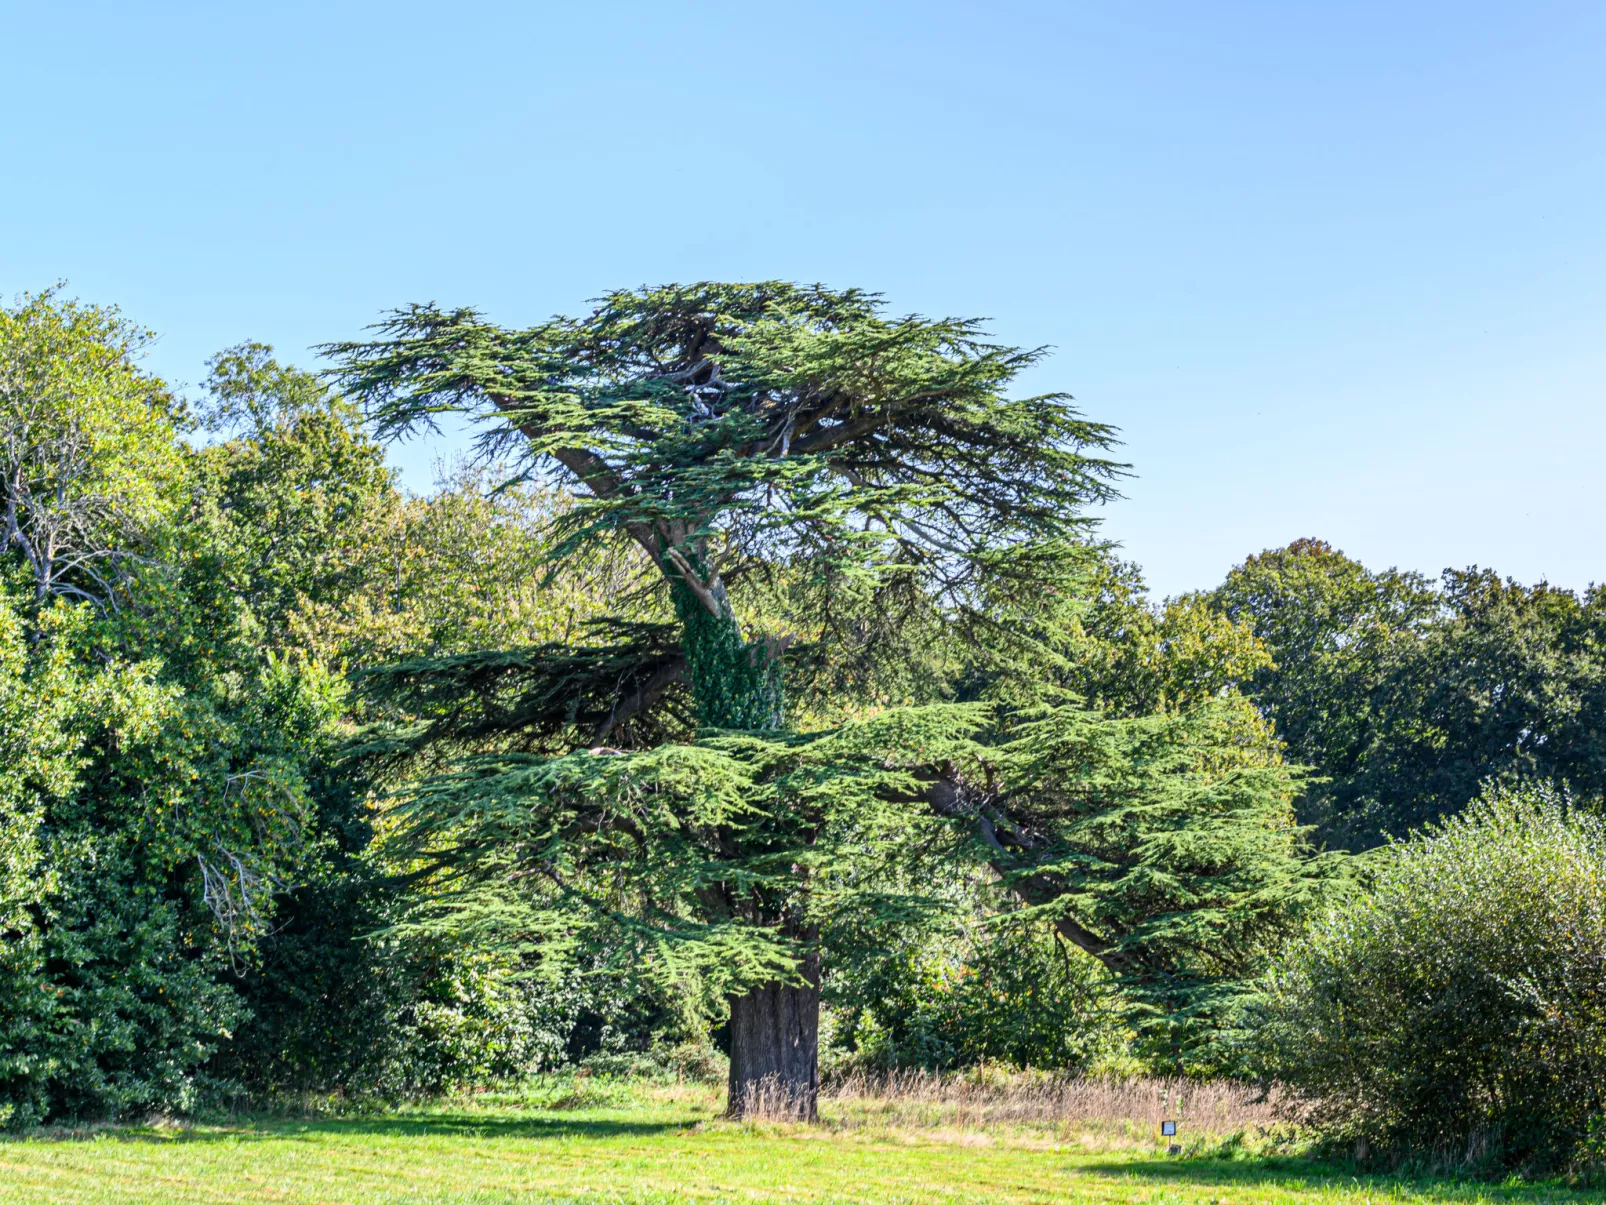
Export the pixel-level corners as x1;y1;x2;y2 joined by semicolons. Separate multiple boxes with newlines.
0;290;184;609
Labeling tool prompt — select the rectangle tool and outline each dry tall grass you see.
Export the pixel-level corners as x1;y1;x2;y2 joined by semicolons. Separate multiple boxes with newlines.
728;1068;1296;1138
733;1075;818;1122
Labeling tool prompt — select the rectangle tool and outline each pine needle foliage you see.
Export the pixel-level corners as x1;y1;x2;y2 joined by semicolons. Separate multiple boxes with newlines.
325;281;1125;733
332;282;1331;1084
380;705;993;997
953;701;1345;1063
351;620;693;764
373;692;1335;1067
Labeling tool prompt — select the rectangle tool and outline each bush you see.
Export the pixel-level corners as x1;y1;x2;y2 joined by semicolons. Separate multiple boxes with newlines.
223;918;681;1101
218;853;713;1103
827;921;1131;1074
1258;783;1606;1173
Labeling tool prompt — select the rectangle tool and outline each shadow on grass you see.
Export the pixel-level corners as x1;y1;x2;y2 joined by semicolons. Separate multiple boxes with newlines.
1080;1156;1585;1202
8;1112;695;1145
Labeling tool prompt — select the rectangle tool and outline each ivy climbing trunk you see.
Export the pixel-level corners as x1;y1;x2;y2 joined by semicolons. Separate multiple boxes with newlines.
670;576;782;731
669;570;817;1117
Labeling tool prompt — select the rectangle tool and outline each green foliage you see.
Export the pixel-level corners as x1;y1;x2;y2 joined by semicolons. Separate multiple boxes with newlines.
955;699;1342;1067
287;465;628;672
829;919;1128;1073
330;283;1121;576
0;575;312;1125
191;342;397;651
1210;539;1606;846
328;281;1126;735
0;289;186;608
2;843;248;1125
187;346;649;1100
1258;783;1606;1173
0;584;81;923
380;705;992;995
1043;556;1273;717
1372;569;1606;835
219;776;701;1101
375;688;1331;1071
0;310;355;1123
672;571;782;730
224;922;650;1100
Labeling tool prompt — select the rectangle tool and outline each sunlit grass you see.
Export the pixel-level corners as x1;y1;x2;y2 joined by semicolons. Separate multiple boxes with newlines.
0;1081;1595;1204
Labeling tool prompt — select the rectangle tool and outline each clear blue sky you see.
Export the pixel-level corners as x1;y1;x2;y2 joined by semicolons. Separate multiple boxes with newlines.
4;1;1601;598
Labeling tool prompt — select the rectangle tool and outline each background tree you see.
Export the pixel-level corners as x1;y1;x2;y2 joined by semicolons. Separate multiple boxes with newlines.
1361;569;1606;837
193;342;398;650
1046;555;1273;717
0;305;347;1123
1209;539;1606;847
0;289;184;609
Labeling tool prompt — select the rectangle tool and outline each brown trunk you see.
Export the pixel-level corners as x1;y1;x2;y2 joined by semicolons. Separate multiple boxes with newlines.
725;949;820;1120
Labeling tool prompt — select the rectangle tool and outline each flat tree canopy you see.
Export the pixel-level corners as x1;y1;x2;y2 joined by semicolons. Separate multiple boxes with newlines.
330;282;1120;726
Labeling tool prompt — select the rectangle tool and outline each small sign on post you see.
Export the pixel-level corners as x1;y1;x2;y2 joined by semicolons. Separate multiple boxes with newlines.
1162;1120;1180;1154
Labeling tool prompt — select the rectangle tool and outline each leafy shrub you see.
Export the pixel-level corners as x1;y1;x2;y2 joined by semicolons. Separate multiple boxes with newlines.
1258;783;1606;1173
220;856;710;1102
0;580;321;1127
225;920;644;1101
828;922;1130;1073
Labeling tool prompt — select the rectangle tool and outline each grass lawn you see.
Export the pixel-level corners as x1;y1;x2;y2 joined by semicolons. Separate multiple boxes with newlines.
0;1084;1596;1205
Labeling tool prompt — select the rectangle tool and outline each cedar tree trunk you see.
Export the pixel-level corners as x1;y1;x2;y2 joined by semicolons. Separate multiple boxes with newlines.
725;947;820;1120
673;567;815;1117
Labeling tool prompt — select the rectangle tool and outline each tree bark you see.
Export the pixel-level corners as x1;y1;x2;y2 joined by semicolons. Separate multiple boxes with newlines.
726;948;820;1120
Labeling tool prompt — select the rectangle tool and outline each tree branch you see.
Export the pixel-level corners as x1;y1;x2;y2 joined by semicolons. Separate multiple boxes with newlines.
787;410;887;457
664;547;725;620
923;776;1141;978
591;658;687;745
